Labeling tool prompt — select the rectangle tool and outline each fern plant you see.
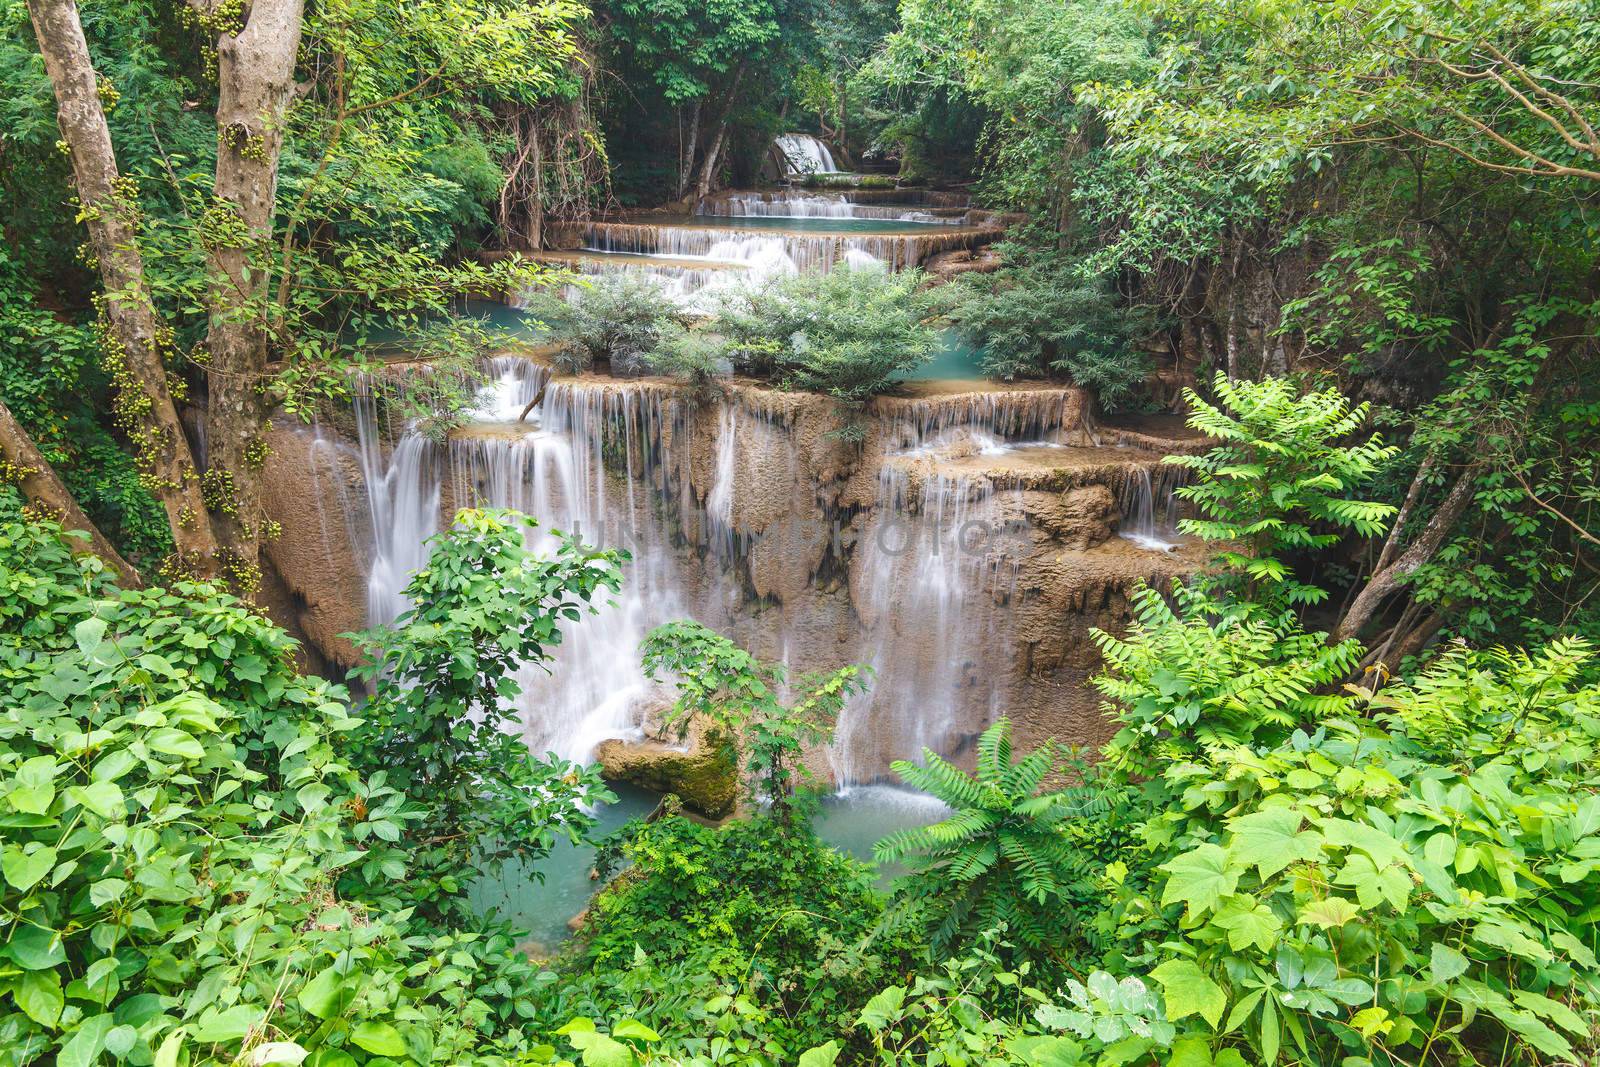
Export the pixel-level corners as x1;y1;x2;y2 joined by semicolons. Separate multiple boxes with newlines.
875;719;1088;957
1093;582;1363;785
1168;373;1398;607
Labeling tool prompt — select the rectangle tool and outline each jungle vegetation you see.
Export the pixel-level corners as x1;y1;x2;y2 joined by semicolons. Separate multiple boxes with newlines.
2;0;1599;1064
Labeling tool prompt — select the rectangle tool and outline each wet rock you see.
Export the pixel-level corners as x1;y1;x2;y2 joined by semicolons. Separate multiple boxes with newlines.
595;721;739;820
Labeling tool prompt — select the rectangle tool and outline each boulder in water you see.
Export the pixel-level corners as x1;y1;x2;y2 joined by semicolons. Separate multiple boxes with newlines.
594;719;739;820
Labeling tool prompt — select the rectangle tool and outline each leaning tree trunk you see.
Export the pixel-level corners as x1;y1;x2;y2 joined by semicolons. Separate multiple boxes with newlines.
693;63;746;201
200;0;306;592
1331;465;1478;644
25;0;219;576
677;100;702;201
0;400;142;585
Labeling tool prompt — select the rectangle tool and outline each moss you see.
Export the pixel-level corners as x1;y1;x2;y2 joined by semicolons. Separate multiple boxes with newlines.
595;725;739;819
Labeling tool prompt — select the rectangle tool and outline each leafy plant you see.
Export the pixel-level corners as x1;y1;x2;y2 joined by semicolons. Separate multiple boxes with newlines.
1092;582;1363;784
711;266;938;400
549;273;686;376
875;718;1090;956
1169;373;1398;607
940;248;1154;407
347;508;624;921
639;619;866;824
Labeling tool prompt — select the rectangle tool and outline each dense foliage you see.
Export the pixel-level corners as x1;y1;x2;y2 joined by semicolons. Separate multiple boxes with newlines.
712;266;938;400
938;248;1153;405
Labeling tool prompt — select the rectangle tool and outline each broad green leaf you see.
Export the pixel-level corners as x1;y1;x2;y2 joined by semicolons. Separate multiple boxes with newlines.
59;1014;114;1067
1152;960;1227;1028
350;1021;406;1056
1214;896;1282;952
146;729;206;762
3;844;57;891
68;781;125;819
1298;897;1360;929
16;968;64;1027
796;1041;841;1067
1430;943;1470;984
611;1019;659;1041
298;967;353;1020
5;925;65;970
190;1003;264;1042
8;756;58;815
1228;808;1323;879
1160;844;1238;917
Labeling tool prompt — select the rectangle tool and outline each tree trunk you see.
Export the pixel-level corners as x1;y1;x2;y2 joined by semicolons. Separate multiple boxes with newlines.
201;0;307;591
0;400;142;585
694;64;746;201
677;100;702;200
1331;466;1478;643
25;0;218;575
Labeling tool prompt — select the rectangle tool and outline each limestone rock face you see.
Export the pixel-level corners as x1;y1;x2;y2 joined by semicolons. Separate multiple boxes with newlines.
594;724;739;820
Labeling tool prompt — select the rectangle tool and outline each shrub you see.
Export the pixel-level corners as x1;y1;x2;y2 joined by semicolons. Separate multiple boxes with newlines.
547;272;685;375
0;502;579;1065
639;619;865;825
939;248;1154;407
347;509;623;922
566;813;909;1051
712;265;937;400
637;322;731;395
1170;373;1399;607
876;718;1094;959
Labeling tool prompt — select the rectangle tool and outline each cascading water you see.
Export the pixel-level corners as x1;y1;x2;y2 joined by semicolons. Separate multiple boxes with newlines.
357;364;708;762
581;222;931;274
833;463;1025;785
697;192;959;224
773;133;838;175
1118;466;1184;552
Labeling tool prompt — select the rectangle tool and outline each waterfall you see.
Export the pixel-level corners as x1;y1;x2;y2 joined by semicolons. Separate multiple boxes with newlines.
774;133;838;176
1117;466;1183;552
697;192;958;224
832;464;1024;785
582;222;929;273
356;369;707;762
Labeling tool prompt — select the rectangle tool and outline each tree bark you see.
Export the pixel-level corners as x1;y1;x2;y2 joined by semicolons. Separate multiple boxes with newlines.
677;99;702;200
25;0;218;575
0;400;142;585
693;63;746;201
1331;465;1478;643
201;0;307;588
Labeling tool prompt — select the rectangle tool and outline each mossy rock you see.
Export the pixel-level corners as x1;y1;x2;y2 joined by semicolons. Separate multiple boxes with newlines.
594;725;738;819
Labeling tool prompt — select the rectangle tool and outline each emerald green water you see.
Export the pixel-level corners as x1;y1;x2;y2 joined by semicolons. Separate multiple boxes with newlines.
651;215;955;235
470;785;949;948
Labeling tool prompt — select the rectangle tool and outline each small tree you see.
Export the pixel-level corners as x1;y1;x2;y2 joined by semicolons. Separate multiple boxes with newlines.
1168;373;1398;606
348;508;624;919
712;265;938;400
639;619;866;825
550;273;685;375
875;718;1087;957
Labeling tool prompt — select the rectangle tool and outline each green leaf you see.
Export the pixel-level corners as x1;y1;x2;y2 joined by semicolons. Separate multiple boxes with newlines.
74;617;107;655
3;844;57;891
1228;808;1323;879
59;1014;114;1067
1430;943;1470;984
565;1030;637;1067
1160;844;1239;917
797;1041;842;1067
1214;896;1283;952
298;967;353;1020
15;968;64;1027
68;780;124;819
146;729;206;761
1152;959;1227;1028
610;1019;659;1041
190;1003;264;1042
5;925;66;970
858;984;907;1029
350;1021;406;1056
1298;897;1360;929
